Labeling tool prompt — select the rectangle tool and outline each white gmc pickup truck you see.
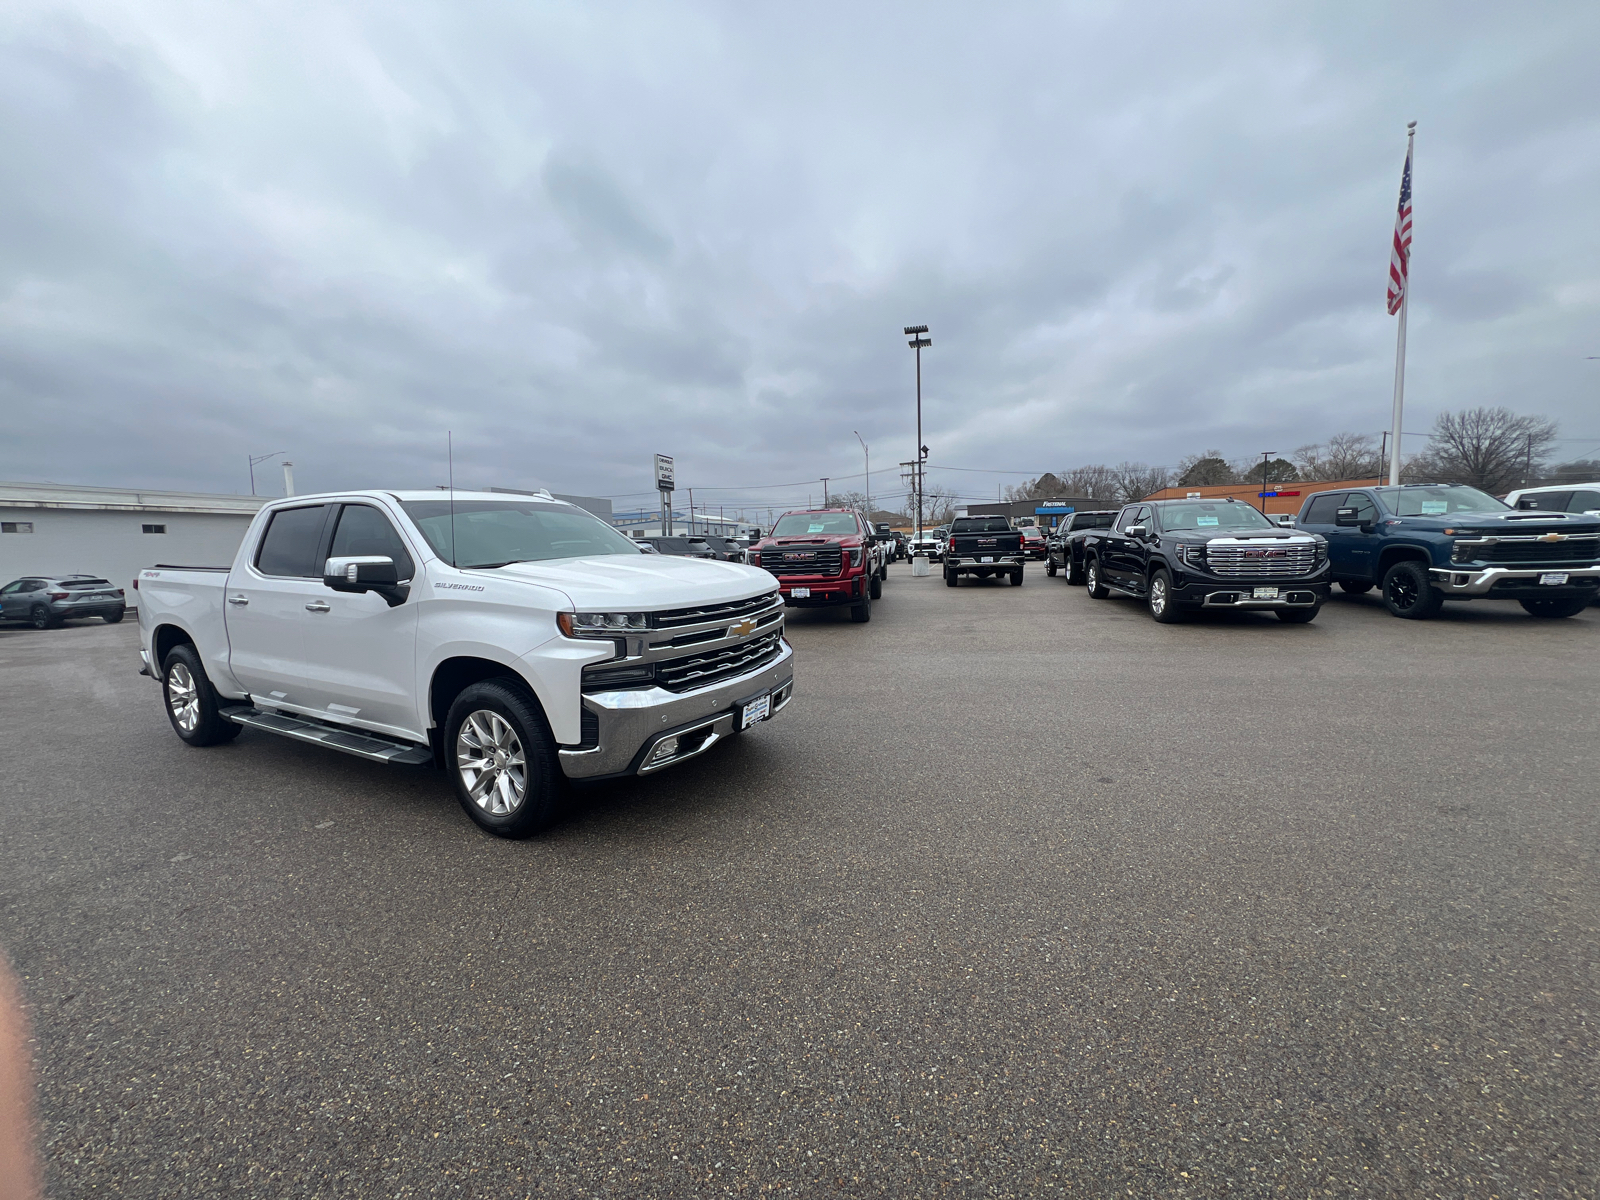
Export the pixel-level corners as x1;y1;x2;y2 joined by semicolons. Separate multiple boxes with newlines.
135;490;793;836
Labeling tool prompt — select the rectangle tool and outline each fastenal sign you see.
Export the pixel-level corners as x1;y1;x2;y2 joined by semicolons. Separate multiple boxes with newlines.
654;454;675;492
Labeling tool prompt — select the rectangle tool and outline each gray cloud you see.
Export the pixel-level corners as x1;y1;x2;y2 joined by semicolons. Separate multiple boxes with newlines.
2;1;1598;516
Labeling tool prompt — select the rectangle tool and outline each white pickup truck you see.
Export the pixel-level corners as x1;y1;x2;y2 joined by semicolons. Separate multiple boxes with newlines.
135;490;793;837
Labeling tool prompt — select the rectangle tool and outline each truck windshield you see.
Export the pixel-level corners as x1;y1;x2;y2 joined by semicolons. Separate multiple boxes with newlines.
401;501;642;568
1156;503;1275;531
950;518;1012;533
1371;486;1507;516
773;513;858;536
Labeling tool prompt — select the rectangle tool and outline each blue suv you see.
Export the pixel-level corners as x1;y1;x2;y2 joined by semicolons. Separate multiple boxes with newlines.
1296;484;1600;619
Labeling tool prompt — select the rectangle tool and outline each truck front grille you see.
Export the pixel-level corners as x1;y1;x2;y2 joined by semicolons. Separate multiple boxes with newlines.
655;630;784;693
1474;536;1599;565
653;591;779;629
759;547;842;575
1205;544;1320;577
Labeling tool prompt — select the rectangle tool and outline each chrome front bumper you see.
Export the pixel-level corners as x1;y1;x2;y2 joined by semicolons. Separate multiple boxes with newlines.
1199;588;1322;608
1430;564;1600;595
557;641;794;780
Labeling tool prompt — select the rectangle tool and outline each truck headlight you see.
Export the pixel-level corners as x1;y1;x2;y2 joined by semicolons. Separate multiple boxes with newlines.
558;611;649;637
1176;544;1206;565
847;547;862;567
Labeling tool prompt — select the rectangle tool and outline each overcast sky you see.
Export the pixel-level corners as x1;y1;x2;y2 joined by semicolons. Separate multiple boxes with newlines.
3;2;1598;516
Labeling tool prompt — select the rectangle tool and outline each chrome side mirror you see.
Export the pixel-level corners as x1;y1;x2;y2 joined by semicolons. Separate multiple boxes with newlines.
324;556;408;606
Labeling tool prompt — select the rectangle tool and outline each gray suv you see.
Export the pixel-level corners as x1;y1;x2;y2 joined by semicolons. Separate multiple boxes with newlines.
0;575;127;628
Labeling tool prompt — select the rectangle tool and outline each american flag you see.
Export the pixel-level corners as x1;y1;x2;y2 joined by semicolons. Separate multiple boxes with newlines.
1386;140;1413;315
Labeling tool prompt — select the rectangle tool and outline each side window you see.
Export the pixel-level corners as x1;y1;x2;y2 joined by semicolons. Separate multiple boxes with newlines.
330;505;416;580
1302;493;1347;524
254;505;329;578
1346;493;1378;523
1114;509;1137;532
0;581;19;595
1567;490;1600;513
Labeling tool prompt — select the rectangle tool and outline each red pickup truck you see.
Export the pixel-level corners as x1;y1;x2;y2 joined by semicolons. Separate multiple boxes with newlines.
750;508;885;622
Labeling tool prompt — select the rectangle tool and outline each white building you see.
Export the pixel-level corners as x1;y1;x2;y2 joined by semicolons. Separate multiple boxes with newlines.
0;482;269;599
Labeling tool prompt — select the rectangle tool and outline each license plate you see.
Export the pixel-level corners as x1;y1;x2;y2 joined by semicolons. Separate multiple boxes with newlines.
1539;572;1569;585
980;556;994;563
790;587;810;598
1252;587;1280;599
740;693;771;729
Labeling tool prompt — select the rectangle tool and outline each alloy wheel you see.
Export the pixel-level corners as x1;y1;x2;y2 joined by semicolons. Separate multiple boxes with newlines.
166;663;200;732
1387;574;1417;610
456;710;528;816
1149;576;1168;616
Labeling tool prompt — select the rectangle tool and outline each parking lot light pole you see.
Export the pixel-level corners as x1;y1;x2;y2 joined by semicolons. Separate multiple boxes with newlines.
1258;451;1275;514
248;450;284;496
854;431;869;518
904;326;931;535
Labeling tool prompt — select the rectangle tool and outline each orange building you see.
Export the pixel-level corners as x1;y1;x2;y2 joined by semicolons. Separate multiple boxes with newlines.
1143;478;1383;517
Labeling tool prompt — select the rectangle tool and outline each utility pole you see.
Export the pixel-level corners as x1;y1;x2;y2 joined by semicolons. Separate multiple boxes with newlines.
1524;432;1533;488
854;431;869;519
689;487;695;534
1258;452;1274;515
821;478;830;507
904;325;931;536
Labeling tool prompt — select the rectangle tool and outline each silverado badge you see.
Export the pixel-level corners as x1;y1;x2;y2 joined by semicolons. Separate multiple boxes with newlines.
728;618;757;638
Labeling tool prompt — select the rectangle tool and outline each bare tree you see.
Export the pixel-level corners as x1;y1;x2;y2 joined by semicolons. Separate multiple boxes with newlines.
1176;451;1236;486
1414;407;1559;492
1238;457;1298;485
923;484;959;526
1294;433;1382;481
1060;464;1120;501
1545;458;1600;485
1112;462;1172;503
832;490;870;520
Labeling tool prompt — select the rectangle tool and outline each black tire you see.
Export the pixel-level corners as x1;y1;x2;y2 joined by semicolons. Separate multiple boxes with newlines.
1147;568;1182;623
850;595;872;622
445;679;564;838
103;608;125;624
944;568;958;587
30;604;57;630
1085;558;1109;599
1277;606;1321;624
161;643;242;746
1046;559;1057;577
1066;558;1084;586
1009;567;1024;587
1381;561;1443;620
1339;580;1374;595
1519;596;1590;619
869;573;882;600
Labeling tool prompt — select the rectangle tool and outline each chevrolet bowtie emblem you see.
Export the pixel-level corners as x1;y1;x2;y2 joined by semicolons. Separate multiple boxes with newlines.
728;618;757;638
1538;532;1566;543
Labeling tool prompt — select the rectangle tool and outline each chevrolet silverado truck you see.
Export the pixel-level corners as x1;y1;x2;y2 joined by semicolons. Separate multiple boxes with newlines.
1080;498;1331;622
1295;483;1600;619
1045;510;1117;583
135;490;793;837
943;516;1026;586
750;508;884;622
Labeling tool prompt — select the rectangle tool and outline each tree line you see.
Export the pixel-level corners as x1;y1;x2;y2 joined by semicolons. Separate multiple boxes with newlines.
996;406;1586;505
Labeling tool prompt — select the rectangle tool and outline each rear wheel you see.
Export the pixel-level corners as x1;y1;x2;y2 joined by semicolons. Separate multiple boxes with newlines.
944;568;958;587
1277;606;1321;623
1046;559;1057;577
103;608;125;624
161;643;242;746
1381;561;1443;620
1147;568;1182;623
1085;559;1109;599
1067;557;1084;585
1010;567;1024;587
446;680;563;838
1339;579;1374;595
1520;596;1590;618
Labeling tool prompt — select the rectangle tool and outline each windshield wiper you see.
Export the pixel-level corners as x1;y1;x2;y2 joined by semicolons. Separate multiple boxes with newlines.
463;559;530;570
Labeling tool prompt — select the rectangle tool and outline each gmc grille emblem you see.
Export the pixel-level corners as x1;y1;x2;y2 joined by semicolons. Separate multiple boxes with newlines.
783;552;810;560
727;618;757;638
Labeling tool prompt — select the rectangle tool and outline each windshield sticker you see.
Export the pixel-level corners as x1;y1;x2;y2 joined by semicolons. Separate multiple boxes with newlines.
1420;500;1448;514
1196;516;1219;526
807;523;825;533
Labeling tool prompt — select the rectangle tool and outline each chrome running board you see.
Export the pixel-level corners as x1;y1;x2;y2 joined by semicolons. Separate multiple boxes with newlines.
219;705;433;765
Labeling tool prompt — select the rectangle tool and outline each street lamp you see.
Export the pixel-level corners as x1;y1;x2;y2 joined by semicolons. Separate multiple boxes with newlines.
1258;451;1276;514
249;450;285;496
853;431;869;520
904;325;931;536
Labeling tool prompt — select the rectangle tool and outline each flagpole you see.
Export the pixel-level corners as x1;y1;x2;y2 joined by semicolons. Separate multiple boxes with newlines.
1387;121;1416;487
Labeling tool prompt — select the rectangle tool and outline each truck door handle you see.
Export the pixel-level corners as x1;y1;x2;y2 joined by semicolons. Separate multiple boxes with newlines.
304;601;331;613
227;595;249;606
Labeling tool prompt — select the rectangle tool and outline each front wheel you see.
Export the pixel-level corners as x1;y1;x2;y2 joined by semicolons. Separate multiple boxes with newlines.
30;605;57;630
446;680;563;838
1381;561;1443;620
869;573;882;599
161;644;242;746
1520;596;1590;619
1046;559;1057;577
1277;606;1321;624
1147;568;1182;623
850;595;873;622
1085;559;1109;599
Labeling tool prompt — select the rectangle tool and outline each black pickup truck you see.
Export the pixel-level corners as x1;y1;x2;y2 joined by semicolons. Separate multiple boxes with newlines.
1080;498;1331;622
943;516;1026;586
1045;510;1118;583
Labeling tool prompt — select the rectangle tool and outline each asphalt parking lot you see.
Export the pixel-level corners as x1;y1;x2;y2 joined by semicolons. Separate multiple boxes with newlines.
1;566;1596;1198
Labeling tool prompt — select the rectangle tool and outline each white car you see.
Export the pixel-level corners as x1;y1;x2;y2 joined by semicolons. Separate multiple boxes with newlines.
1504;482;1600;516
135;490;793;837
910;530;943;561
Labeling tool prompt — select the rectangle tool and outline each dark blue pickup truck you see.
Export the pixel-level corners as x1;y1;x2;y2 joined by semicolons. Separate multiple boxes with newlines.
1295;483;1600;619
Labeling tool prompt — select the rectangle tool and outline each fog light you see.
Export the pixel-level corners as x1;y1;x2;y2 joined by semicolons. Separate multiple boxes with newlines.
1453;573;1469;586
647;736;679;765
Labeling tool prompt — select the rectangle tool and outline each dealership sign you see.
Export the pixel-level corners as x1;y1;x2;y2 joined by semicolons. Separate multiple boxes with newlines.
654;454;675;492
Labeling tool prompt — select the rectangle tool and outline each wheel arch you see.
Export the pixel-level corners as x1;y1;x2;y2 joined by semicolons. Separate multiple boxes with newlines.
152;622;196;669
1377;543;1432;577
429;655;553;736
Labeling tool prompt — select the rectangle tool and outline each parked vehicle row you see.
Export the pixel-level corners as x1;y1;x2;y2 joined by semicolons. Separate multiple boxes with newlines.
136;490;793;838
1051;485;1600;623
